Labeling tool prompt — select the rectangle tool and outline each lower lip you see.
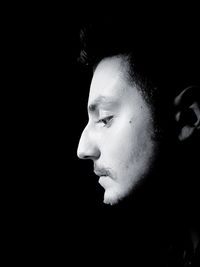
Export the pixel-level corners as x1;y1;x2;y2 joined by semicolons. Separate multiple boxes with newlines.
99;176;113;187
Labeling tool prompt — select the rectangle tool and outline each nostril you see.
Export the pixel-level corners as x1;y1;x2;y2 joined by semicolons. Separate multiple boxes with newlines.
77;148;100;160
82;155;92;160
78;153;92;160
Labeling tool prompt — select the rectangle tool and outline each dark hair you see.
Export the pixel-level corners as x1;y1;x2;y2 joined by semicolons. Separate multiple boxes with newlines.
78;14;199;99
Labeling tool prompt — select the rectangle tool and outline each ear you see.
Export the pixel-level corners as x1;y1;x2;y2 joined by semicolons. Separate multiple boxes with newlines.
174;86;200;141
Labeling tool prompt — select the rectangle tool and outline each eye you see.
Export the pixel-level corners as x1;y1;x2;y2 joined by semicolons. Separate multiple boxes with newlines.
98;116;114;127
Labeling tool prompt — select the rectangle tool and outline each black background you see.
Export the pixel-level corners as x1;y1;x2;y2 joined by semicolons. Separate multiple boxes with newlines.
8;7;112;264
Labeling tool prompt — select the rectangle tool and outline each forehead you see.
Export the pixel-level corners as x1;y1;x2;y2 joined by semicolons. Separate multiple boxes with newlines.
88;56;131;104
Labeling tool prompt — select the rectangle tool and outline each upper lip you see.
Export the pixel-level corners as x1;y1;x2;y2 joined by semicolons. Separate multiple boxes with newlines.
94;169;108;177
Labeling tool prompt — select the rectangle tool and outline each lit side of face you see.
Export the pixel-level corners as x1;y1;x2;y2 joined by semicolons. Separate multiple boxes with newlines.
77;56;157;205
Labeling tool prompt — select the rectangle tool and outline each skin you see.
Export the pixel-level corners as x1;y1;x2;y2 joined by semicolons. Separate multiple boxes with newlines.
77;55;159;205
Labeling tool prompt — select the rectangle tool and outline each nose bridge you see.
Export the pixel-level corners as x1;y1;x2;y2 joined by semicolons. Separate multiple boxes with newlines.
77;123;100;160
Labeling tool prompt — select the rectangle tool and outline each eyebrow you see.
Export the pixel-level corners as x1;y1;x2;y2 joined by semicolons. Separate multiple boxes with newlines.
88;96;119;113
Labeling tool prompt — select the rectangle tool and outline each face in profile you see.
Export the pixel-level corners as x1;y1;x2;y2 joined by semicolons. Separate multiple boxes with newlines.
77;56;159;205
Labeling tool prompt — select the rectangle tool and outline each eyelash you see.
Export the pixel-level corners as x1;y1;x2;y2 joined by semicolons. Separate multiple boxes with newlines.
98;116;114;127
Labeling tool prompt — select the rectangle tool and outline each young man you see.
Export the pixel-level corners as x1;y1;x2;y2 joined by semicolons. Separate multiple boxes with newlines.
76;14;199;266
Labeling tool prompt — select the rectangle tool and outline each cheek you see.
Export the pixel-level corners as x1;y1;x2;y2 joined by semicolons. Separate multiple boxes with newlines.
104;116;154;173
101;119;137;167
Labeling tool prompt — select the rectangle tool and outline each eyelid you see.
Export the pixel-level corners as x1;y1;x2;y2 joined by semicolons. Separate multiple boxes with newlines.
98;115;114;126
99;115;113;121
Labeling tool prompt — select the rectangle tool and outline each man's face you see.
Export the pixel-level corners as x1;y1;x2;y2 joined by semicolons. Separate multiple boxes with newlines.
77;56;158;205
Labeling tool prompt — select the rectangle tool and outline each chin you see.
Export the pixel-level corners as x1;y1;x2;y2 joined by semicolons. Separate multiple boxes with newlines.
103;188;125;205
103;197;118;205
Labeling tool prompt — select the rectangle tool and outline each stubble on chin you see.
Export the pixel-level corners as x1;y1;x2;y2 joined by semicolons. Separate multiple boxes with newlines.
103;187;124;206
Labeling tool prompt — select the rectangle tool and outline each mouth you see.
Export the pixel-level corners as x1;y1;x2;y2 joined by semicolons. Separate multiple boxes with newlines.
94;170;109;177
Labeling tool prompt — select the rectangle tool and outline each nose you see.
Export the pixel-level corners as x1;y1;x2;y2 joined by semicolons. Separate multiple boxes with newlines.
77;125;100;160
